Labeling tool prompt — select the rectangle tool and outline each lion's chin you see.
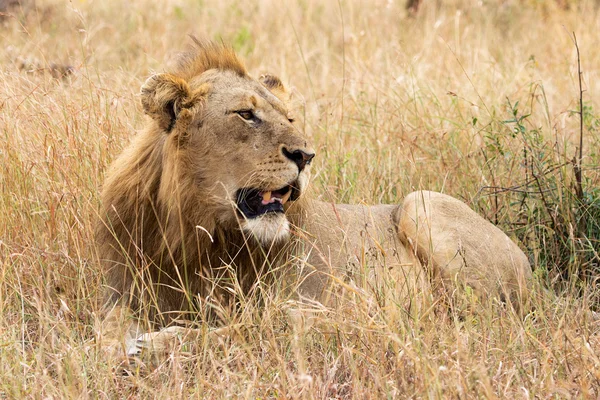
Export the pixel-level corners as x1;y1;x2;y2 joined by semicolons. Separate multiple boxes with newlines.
242;213;290;245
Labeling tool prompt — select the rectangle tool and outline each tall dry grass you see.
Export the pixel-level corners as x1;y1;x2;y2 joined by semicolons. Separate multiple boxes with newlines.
1;0;599;397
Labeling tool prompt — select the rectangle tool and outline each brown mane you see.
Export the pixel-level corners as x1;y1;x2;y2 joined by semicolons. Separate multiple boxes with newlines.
96;41;284;326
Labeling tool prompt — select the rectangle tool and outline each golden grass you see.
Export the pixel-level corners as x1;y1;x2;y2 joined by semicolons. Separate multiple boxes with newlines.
1;0;599;397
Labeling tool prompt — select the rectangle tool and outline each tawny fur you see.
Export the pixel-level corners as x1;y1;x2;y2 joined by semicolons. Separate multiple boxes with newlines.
96;40;532;359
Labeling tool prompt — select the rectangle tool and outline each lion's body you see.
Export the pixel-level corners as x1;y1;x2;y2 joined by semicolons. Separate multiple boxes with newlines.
96;40;532;360
290;195;530;307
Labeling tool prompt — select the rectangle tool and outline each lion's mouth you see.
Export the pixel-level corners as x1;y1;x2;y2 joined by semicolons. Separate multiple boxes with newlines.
236;183;299;219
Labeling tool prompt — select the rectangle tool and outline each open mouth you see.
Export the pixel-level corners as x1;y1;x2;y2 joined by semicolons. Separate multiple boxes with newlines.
236;183;299;219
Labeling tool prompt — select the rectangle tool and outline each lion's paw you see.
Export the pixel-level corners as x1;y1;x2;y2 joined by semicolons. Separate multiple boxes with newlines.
131;326;190;356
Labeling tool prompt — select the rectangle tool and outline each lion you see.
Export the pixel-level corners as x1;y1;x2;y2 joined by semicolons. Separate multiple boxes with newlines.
96;39;532;361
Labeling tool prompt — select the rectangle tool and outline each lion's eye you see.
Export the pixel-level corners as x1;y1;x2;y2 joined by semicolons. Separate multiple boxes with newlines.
237;110;255;121
288;117;295;123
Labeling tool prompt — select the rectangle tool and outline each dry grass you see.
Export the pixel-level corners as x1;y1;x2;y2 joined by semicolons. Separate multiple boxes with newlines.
1;0;600;398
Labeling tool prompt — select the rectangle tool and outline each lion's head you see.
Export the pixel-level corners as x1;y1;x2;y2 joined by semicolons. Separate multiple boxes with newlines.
136;39;314;245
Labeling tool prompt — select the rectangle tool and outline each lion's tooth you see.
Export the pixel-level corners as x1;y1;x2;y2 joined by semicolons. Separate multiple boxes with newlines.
281;189;292;204
261;191;272;205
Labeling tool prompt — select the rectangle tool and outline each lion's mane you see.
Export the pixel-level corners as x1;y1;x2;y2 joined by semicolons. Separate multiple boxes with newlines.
96;41;289;324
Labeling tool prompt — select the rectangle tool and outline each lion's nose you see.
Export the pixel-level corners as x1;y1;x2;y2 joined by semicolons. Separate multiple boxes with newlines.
282;148;315;172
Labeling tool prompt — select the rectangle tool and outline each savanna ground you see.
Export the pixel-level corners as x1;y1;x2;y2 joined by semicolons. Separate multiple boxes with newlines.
1;0;600;398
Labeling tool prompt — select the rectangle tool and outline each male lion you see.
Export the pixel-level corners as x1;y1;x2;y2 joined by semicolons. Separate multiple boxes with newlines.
97;39;531;359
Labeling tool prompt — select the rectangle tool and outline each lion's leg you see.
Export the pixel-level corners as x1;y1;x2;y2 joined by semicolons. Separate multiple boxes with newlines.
99;304;237;369
396;190;532;310
98;304;203;368
97;304;146;363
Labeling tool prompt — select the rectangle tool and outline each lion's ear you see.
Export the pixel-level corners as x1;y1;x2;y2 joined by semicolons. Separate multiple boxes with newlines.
260;74;291;103
140;73;192;132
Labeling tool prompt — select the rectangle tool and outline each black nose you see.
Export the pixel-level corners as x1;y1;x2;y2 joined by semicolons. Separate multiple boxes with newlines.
282;148;315;172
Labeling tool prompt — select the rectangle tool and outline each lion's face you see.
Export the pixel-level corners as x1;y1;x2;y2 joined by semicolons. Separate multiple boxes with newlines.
141;68;314;245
